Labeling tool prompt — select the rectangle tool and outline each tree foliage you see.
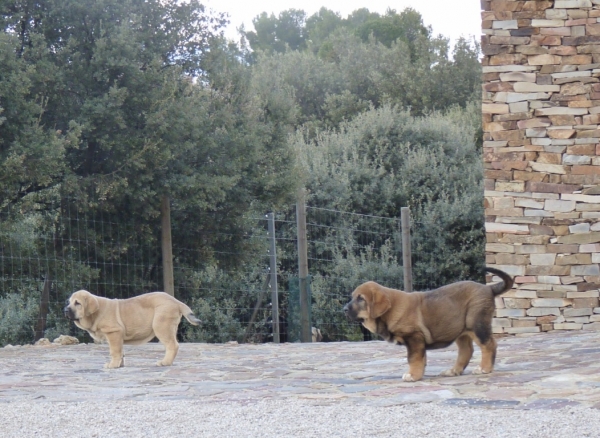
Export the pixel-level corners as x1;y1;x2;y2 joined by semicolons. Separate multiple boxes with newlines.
0;3;484;344
245;17;479;124
292;103;485;288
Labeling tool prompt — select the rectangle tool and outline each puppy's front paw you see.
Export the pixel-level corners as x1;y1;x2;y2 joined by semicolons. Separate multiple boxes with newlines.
156;360;173;367
472;366;491;375
104;357;124;369
402;373;416;382
440;368;462;377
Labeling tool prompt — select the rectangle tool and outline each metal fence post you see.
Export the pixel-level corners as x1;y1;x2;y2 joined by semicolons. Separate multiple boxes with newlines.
267;212;280;343
161;194;175;296
401;207;413;292
296;189;312;342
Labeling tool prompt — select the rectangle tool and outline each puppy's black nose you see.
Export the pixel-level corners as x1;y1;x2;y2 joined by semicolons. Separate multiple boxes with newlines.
343;303;349;313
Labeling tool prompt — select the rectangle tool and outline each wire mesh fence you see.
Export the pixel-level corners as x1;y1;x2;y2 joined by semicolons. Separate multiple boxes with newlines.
0;197;411;346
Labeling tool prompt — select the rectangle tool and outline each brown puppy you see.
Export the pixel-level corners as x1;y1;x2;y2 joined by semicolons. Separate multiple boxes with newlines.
64;290;201;369
343;267;513;382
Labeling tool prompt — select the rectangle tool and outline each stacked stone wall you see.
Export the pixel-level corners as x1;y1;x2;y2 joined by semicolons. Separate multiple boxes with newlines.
482;0;600;333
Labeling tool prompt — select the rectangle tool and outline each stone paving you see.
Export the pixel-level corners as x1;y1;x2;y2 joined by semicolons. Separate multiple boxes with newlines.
1;330;600;410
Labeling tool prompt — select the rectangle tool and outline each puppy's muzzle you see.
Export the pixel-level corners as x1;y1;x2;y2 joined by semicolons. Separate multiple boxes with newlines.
343;302;355;320
63;304;76;320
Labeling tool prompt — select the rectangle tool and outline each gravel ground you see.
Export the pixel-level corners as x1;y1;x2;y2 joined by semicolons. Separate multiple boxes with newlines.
2;400;598;437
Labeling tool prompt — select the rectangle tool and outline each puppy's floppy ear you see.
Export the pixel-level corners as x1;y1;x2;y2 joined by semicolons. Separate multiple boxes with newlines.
84;293;99;316
369;284;391;319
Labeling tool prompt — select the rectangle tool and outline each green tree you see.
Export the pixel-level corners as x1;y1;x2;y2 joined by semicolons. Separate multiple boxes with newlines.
0;0;301;346
243;9;307;55
304;7;344;52
292;104;485;288
352;8;431;54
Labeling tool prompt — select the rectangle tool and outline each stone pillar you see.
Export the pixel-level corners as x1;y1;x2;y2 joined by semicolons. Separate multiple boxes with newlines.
482;0;600;334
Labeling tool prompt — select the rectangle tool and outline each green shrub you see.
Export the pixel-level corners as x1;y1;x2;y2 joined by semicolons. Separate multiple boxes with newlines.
0;293;38;346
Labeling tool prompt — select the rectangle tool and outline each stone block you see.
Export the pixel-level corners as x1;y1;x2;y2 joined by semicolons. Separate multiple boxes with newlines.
562;194;600;203
553;323;583;330
485;223;530;234
495;254;529;265
572;165;600;175
566;291;599;298
538;290;567;299
536;315;561;324
545;200;576;212
530;253;557;265
535;107;588;116
514;290;538;298
547;244;579;253
531;163;567;174
528;54;563;65
483;103;510;114
563;307;593;317
503;298;531;309
571;264;600;276
557;232;600;244
580;243;600;252
511;318;538;328
504;326;541;334
562;276;584;284
577;282;600;291
531;298;572;307
572;297;600;308
556;254;592;265
538;152;563;164
519;285;552;294
526;307;561;316
497;308;527;318
492;318;512;328
538;276;562;284
526;266;571;276
514;198;544;209
582;322;600;330
564;155;592;165
514;245;548;254
495;181;525;192
565;316;590;323
553;284;579;292
569;223;591;234
486;243;515;253
493;20;519;30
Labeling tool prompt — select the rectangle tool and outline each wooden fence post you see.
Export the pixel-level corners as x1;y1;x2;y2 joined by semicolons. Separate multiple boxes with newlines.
161;194;175;296
34;275;51;341
401;207;413;292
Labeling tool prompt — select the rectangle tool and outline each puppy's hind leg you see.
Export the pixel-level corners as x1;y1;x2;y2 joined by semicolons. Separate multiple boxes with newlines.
470;322;497;375
154;318;179;366
440;334;473;377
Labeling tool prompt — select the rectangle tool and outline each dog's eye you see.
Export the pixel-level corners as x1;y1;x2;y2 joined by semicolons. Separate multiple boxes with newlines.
357;295;364;302
74;301;81;306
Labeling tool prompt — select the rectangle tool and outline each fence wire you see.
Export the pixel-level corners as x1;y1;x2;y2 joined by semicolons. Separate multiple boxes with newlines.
0;199;408;346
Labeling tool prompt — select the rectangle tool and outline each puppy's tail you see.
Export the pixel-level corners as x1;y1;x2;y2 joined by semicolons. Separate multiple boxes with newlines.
485;267;514;296
180;303;202;326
